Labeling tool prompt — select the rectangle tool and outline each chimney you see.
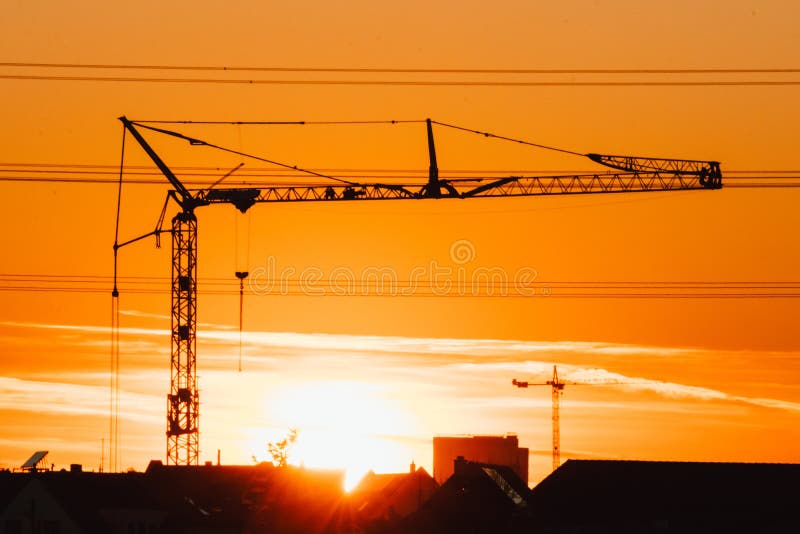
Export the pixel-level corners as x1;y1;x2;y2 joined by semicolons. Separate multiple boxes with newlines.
410;460;416;473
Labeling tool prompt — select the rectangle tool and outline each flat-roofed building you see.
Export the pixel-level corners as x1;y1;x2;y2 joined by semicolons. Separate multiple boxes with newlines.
432;434;528;486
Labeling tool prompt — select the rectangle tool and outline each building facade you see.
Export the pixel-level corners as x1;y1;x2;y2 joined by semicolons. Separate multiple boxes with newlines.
432;434;528;486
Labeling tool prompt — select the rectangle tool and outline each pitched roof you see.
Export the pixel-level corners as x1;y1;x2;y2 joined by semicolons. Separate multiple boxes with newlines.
404;458;533;534
351;470;403;496
530;460;800;532
1;471;161;533
144;461;346;532
0;471;33;512
2;462;349;533
349;468;438;521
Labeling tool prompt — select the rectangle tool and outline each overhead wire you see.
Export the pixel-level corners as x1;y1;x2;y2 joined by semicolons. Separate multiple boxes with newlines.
3;74;800;86
2;174;799;187
4;62;800;88
3;161;800;174
3;62;800;75
2;163;800;176
2;286;800;298
5;273;800;285
2;274;800;298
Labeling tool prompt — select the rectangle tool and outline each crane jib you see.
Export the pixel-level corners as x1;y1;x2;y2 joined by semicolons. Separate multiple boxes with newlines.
188;170;722;209
586;153;722;189
114;116;724;467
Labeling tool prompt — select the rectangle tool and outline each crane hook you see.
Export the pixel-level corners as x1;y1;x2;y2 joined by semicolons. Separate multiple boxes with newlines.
235;271;249;372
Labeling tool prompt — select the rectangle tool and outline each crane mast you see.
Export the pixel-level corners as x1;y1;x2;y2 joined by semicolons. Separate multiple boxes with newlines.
168;212;199;465
513;365;566;472
548;366;565;472
118;116;722;466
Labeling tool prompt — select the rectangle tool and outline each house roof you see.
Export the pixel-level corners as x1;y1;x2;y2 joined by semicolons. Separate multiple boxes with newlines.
144;461;347;532
0;471;32;512
349;467;438;521
351;470;403;496
2;462;349;533
404;458;533;534
530;460;800;531
1;471;160;533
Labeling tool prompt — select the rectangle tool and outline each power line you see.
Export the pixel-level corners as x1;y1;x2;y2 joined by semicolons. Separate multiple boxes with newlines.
1;175;799;187
2;74;800;86
1;286;799;298
2;274;800;299
2;162;799;174
5;273;800;286
3;62;800;75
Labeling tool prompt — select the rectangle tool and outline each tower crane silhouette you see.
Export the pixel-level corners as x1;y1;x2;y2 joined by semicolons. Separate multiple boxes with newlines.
112;117;722;467
513;365;580;472
512;365;641;472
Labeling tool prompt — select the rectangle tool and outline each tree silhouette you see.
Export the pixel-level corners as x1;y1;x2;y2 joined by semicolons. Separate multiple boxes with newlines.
265;428;298;467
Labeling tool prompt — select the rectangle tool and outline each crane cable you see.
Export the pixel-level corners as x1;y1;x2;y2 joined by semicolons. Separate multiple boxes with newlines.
133;117;585;159
430;120;584;157
132;119;424;125
109;124;126;473
233;207;251;373
234;125;250;372
131;118;588;170
128;118;592;188
236;270;247;372
129;121;357;186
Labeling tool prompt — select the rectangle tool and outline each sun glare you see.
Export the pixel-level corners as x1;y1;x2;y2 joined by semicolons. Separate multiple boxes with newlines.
259;380;417;491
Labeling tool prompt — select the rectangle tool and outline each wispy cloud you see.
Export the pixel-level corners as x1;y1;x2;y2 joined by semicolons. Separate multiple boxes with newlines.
539;366;800;412
236;331;692;358
0;376;160;423
0;319;689;357
570;367;800;411
119;310;235;330
118;310;170;321
0;320;169;338
2;320;799;415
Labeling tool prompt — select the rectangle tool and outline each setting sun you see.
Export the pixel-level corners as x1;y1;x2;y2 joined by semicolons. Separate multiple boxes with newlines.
260;381;417;490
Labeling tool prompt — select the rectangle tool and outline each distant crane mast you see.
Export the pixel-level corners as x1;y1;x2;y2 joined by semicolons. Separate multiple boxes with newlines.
115;117;722;467
513;365;568;472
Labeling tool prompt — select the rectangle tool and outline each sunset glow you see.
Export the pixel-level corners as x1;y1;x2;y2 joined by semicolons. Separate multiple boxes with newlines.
2;1;800;496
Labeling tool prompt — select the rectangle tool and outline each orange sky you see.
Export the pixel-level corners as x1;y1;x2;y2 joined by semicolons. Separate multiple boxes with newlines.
1;1;800;486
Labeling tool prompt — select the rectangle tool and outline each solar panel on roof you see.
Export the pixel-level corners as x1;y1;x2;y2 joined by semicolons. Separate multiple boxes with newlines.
21;451;49;469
